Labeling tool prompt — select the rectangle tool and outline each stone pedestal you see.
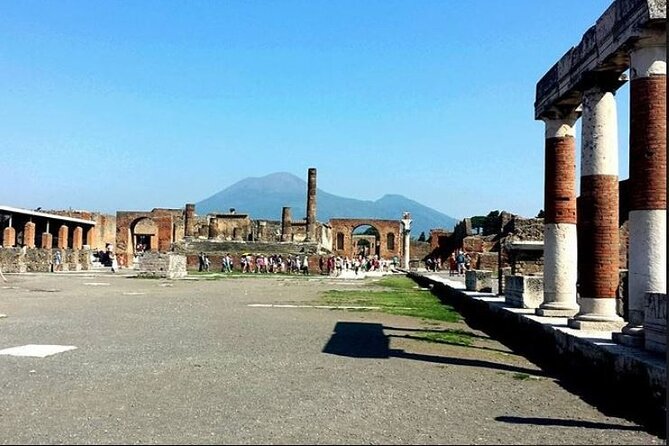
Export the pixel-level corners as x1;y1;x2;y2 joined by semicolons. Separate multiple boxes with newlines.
465;270;493;292
505;275;544;309
138;252;187;279
644;292;666;353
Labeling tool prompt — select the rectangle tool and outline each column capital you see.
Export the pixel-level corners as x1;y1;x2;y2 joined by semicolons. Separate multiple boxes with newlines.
629;32;666;78
541;107;581;138
579;71;628;94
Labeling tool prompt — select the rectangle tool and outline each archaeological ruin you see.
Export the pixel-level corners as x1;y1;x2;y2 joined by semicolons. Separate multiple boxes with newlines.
533;0;665;347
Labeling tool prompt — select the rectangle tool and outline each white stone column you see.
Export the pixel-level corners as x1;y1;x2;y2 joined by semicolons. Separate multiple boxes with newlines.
568;82;624;331
401;213;412;269
622;40;667;339
537;112;580;317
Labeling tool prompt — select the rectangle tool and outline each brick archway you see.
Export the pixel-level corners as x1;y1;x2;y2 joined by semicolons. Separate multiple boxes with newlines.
329;219;401;260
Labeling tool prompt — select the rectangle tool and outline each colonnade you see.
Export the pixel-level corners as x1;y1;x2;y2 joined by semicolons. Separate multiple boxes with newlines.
537;20;665;336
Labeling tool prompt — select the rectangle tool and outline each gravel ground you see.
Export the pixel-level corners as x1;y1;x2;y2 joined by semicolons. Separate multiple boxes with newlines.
0;272;662;445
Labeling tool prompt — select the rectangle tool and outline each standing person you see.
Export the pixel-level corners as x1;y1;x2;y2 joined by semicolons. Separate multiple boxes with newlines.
204;254;210;272
53;250;62;272
301;255;309;275
198;252;205;272
456;250;466;276
110;251;118;273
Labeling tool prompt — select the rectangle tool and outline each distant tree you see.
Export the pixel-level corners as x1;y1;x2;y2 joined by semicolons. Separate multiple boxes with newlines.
417;231;426;242
471;216;486;234
536;209;545;218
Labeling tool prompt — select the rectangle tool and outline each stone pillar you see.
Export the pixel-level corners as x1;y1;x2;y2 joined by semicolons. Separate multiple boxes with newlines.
3;227;16;248
305;167;317;242
401;213;412;269
86;226;96;248
41;232;53;249
622;39;667;338
184;203;195;237
281;207;293;242
24;222;36;248
58;225;69;249
72;226;83;250
536;112;580;317
208;217;219;239
569;82;624;330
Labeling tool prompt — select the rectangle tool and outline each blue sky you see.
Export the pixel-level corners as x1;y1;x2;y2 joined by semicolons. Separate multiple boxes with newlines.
1;0;630;220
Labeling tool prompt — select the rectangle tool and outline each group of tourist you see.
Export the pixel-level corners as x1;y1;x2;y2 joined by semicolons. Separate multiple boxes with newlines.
217;253;311;275
194;252;398;276
320;254;395;276
424;250;472;276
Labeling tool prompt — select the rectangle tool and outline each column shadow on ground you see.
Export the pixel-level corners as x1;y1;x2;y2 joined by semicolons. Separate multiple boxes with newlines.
321;321;544;377
495;416;643;431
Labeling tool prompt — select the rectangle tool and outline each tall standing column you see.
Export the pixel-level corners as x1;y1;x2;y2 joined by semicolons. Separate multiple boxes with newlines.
24;222;36;248
569;82;624;330
58;225;69;250
281;207;293;242
184;203;195;237
622;39;667;338
537;111;580;317
401;213;412;269
305;168;317;242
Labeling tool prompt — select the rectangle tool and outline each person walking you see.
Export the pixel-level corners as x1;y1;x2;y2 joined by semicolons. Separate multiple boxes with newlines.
53;250;62;272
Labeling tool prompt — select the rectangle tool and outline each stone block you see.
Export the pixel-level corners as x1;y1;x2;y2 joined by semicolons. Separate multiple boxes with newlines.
504;275;544;309
644;292;666;354
138;252;187;279
465;270;493;292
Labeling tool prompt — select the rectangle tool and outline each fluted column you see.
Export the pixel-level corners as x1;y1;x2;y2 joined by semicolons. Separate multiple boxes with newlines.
569;82;624;330
537;111;580;316
622;38;667;337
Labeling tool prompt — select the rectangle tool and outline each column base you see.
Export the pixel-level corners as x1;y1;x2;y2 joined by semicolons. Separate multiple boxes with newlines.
535;307;578;317
567;318;625;331
567;297;624;330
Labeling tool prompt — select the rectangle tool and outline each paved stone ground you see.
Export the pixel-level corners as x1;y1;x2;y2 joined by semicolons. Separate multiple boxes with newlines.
0;272;662;445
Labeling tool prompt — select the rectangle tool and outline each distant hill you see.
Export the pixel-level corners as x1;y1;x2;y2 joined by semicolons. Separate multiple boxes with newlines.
196;172;458;236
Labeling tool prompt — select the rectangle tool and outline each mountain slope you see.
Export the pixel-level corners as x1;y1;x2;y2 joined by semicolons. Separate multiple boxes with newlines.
196;172;458;235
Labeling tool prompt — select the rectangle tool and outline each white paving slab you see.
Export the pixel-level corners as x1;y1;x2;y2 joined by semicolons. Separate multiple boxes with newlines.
0;344;77;358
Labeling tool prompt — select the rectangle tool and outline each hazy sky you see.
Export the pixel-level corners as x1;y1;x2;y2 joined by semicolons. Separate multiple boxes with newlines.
1;0;630;220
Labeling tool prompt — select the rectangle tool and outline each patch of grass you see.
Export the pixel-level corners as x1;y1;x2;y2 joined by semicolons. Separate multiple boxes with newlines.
321;275;461;323
414;330;473;346
512;373;531;381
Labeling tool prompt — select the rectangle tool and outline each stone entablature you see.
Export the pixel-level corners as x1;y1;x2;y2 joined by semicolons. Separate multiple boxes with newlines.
535;0;665;119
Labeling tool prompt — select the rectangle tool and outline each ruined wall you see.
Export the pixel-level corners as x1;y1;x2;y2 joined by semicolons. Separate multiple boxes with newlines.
0;247;91;273
208;214;252;240
329;219;401;260
116;209;181;267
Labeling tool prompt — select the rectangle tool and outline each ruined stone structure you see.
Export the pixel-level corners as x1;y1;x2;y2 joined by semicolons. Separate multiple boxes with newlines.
116;208;185;267
535;0;666;335
0;205;98;251
330;218;402;260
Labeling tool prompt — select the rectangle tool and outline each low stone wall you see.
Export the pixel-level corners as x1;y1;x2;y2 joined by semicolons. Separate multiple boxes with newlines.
0;247;91;273
504;275;543;309
409;272;666;435
137;252;187;279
